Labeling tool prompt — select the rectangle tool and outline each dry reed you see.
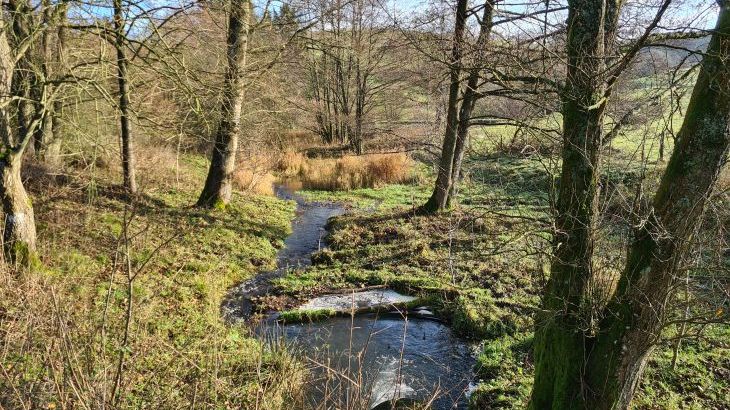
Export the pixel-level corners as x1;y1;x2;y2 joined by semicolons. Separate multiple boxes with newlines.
277;152;415;191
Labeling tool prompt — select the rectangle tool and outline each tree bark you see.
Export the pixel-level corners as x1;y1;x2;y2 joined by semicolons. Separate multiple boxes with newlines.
1;156;37;264
353;85;364;155
0;10;13;147
34;0;53;156
8;0;38;150
591;5;730;407
420;0;468;213
114;0;137;194
352;48;365;155
530;3;730;409
447;0;495;207
197;0;250;208
38;2;66;167
1;4;38;265
529;0;622;406
351;0;365;155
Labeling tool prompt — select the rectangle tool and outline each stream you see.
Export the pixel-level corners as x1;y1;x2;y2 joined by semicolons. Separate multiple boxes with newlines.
224;184;476;409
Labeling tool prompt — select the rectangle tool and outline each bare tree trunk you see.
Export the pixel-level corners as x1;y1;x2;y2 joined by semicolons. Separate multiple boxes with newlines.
447;0;495;207
1;4;38;265
114;0;137;194
34;0;53;156
1;156;37;264
353;80;364;155
350;0;369;155
197;0;250;208
591;6;730;406
39;2;66;168
352;1;365;156
658;131;665;161
530;3;730;409
420;0;468;214
8;0;38;150
45;31;64;168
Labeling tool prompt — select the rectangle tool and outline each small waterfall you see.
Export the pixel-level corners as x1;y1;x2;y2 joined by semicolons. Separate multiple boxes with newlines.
368;357;417;408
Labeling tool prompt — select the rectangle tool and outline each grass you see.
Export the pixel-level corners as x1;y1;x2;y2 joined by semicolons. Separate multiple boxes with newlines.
279;308;338;323
272;156;549;334
5;118;725;408
270;171;543;406
270;148;729;409
301;183;431;209
634;326;730;409
277;151;421;192
1;151;304;408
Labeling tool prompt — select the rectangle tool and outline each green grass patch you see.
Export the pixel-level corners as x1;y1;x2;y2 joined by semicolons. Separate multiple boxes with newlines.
0;155;303;409
279;308;338;323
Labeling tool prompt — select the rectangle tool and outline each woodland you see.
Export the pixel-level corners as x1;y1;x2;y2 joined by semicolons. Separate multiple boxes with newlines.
0;0;728;408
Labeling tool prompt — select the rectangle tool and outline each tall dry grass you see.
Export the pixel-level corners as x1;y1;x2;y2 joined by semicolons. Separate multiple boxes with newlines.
276;152;416;191
230;152;280;196
233;168;276;196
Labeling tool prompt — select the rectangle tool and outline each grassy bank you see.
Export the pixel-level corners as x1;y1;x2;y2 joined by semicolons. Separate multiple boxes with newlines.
271;151;729;409
272;158;544;407
1;155;302;408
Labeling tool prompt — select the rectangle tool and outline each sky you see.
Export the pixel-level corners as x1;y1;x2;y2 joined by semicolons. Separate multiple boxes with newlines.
257;0;718;33
71;0;719;36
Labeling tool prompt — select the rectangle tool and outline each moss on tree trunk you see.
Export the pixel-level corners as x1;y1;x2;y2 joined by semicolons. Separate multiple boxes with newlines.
1;156;38;265
0;3;39;267
530;3;730;409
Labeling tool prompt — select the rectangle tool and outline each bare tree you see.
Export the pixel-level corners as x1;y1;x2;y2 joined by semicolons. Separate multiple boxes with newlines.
306;0;354;146
420;0;468;213
0;0;59;263
36;0;67;167
197;0;250;208
447;0;495;206
304;0;400;153
114;0;137;194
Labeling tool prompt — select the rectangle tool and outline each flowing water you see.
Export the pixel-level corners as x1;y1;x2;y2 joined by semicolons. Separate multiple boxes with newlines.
222;184;345;319
225;184;476;409
261;315;476;409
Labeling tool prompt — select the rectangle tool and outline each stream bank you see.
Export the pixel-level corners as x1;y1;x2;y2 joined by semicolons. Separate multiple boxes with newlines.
223;184;477;409
222;184;346;320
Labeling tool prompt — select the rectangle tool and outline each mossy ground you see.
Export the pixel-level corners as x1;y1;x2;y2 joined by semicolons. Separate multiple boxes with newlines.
278;308;338;323
274;149;729;409
1;155;303;408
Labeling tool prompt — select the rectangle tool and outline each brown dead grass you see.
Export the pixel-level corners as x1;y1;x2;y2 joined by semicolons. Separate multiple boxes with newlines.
277;152;415;191
231;152;280;196
275;131;322;153
233;168;276;196
277;151;308;178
